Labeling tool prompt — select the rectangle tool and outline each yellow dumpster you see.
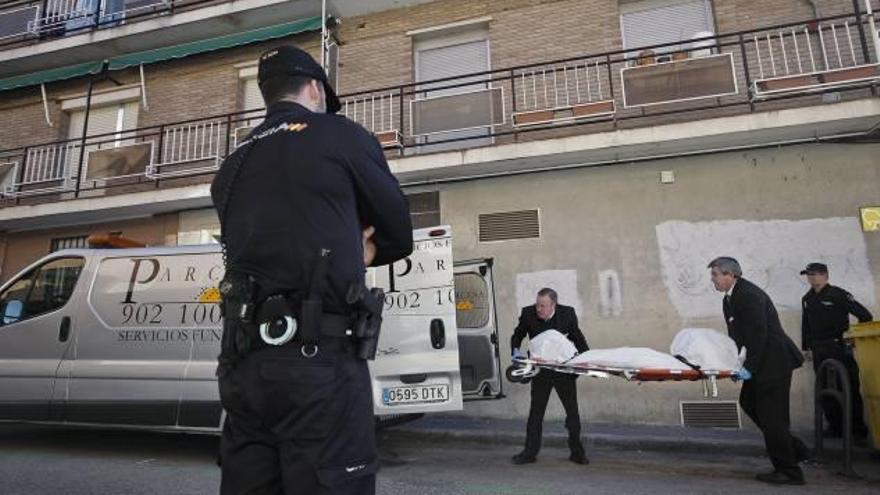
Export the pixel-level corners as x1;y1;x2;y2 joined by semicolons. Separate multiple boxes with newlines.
845;321;880;449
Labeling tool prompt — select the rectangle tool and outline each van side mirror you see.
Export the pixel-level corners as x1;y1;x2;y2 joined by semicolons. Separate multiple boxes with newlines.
3;300;23;325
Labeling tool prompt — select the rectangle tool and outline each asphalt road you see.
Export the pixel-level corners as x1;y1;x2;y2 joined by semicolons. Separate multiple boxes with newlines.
0;423;878;494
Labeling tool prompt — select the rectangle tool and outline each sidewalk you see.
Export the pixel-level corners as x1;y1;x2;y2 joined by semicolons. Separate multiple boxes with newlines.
387;413;879;465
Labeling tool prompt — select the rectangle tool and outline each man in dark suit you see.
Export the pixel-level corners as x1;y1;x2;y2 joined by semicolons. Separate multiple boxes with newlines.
510;288;589;465
708;257;809;485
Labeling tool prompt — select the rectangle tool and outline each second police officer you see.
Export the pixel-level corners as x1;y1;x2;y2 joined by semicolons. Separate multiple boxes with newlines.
801;262;874;441
210;46;413;494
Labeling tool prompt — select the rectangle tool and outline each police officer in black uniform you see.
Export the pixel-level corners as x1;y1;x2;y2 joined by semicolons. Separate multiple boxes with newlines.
801;262;874;440
210;46;413;495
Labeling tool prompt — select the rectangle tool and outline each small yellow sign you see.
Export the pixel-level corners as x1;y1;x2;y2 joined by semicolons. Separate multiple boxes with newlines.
860;207;880;232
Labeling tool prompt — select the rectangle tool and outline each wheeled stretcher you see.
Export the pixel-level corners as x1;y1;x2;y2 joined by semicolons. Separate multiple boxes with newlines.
509;356;737;398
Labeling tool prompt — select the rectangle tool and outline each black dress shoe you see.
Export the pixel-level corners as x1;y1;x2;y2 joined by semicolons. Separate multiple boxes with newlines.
569;453;590;465
512;452;536;465
755;471;805;485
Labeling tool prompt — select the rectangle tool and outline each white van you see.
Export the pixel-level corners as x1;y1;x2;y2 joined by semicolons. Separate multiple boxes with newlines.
0;226;502;432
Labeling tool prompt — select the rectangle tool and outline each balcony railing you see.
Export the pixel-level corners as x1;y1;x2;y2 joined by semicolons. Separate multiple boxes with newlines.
338;9;879;150
0;0;220;49
0;9;878;206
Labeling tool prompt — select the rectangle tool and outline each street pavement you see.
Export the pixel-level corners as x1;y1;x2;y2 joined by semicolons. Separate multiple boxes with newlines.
0;419;877;494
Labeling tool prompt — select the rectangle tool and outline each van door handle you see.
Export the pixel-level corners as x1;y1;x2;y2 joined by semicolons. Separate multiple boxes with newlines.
430;319;445;349
58;317;71;343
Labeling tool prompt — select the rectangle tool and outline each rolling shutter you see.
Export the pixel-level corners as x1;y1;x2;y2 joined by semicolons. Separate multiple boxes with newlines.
620;0;714;52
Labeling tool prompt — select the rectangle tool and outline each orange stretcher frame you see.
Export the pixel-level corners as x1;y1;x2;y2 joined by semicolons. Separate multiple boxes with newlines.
511;357;736;397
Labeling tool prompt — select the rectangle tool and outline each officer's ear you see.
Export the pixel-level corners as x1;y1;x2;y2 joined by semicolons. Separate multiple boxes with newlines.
308;80;326;113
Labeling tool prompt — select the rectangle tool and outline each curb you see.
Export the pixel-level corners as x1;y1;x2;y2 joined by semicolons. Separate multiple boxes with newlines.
386;426;768;456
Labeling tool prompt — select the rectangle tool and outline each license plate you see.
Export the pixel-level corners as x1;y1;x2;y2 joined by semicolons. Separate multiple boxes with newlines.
382;384;450;406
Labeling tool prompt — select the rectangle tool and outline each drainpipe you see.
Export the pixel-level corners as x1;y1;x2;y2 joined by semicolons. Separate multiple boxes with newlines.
320;0;327;70
73;74;95;197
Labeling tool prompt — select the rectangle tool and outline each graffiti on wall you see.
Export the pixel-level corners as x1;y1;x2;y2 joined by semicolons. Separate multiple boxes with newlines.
656;217;875;319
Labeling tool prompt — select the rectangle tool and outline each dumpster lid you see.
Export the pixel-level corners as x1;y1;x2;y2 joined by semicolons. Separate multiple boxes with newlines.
844;321;880;339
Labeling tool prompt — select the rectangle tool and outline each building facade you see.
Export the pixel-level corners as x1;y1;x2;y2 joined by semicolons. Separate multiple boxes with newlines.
1;0;879;428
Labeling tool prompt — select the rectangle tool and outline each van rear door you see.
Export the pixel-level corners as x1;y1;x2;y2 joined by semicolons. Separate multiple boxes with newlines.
368;226;463;415
454;259;503;399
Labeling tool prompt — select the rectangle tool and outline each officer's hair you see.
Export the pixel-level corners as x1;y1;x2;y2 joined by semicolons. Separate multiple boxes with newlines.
537;288;558;304
707;257;742;278
259;75;315;106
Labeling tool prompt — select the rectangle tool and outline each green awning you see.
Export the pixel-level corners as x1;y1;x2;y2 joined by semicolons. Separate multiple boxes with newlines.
107;16;322;70
0;61;104;92
0;16;321;92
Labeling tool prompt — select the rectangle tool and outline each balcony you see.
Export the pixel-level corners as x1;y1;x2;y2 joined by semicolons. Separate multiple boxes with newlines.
1;9;879;226
0;0;441;78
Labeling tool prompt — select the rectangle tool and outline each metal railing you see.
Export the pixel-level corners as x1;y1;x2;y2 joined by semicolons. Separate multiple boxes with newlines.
0;0;215;48
0;8;878;206
334;10;879;149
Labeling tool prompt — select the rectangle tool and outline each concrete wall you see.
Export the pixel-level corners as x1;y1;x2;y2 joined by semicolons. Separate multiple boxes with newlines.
433;141;880;428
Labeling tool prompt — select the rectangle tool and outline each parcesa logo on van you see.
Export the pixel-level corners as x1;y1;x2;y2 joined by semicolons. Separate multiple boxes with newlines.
88;253;226;341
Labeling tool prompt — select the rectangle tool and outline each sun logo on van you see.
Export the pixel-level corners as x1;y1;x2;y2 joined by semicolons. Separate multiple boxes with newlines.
197;287;222;303
456;299;474;311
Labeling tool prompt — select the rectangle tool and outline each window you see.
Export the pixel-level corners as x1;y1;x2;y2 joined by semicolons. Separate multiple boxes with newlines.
50;235;89;252
236;71;264;144
240;76;264;114
454;272;490;329
0;276;33;326
101;0;169;24
412;22;493;151
620;0;715;58
0;257;85;326
65;100;141;184
0;160;16;194
67;101;139;146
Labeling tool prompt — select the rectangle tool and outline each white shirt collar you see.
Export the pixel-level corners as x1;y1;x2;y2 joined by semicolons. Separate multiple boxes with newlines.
725;279;737;298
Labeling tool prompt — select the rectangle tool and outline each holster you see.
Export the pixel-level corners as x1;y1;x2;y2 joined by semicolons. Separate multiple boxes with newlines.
347;282;385;361
217;271;258;376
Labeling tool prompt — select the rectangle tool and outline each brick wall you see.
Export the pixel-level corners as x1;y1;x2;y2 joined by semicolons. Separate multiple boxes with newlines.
714;0;859;34
0;33;321;153
0;213;179;283
0;0;865;154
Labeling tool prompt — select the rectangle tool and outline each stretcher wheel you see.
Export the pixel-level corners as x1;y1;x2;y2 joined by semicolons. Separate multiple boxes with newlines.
505;365;531;384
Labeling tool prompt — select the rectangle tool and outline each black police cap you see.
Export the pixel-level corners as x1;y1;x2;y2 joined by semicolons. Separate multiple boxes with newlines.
800;262;828;275
258;46;341;114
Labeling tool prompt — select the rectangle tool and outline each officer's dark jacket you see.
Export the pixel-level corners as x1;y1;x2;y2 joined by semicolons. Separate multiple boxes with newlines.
801;284;873;350
510;305;589;354
210;101;413;314
723;278;804;381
